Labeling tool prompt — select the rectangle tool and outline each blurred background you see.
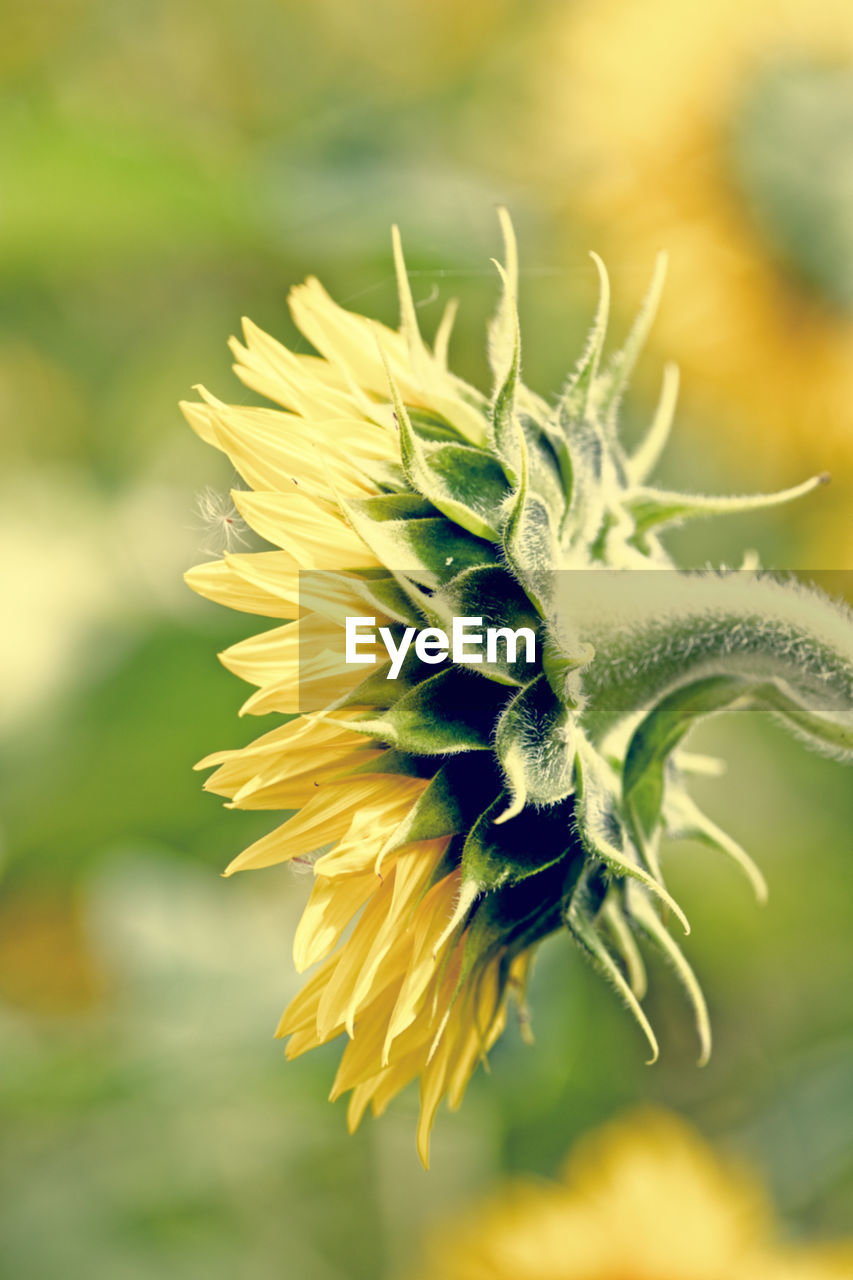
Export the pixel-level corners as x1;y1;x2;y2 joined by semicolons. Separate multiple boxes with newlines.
2;1;852;1275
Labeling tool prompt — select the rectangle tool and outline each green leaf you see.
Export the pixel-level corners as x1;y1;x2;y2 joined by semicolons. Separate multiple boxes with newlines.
627;473;829;540
623;675;754;840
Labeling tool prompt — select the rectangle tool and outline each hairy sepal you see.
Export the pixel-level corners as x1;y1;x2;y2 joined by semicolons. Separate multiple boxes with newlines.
347;666;511;755
494;674;576;821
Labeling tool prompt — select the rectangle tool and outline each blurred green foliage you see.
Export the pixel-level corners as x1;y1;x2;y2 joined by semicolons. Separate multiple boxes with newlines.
2;1;852;1275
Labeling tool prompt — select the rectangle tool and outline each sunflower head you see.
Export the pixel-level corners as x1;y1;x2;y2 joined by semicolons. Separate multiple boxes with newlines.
184;212;853;1164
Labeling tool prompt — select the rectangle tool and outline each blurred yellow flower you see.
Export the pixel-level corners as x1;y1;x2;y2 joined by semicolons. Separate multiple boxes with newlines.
545;0;853;554
414;1110;853;1280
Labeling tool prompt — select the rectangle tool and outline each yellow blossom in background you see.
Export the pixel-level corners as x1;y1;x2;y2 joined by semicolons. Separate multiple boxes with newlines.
413;1110;853;1280
543;0;853;559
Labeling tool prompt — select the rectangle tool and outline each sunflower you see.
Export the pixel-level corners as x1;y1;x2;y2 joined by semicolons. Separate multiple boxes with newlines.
184;213;853;1164
542;0;853;537
412;1109;853;1279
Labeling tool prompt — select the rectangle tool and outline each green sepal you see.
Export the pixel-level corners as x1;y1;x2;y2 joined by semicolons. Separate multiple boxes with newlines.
406;408;470;444
460;793;576;894
600;891;647;999
342;500;496;584
756;680;853;758
434;854;579;1065
599;251;668;428
396;392;509;541
625;881;711;1066
337;644;430;709
347;666;511;755
347;571;427;626
486;207;520;388
574;739;690;933
488;259;522;485
521;416;572;525
503;432;560;614
348;749;442;779
391;223;433;385
369;460;409;492
494;673;576;820
343;492;437;522
381;754;503;854
434;565;541;685
556;252;610;424
539;419;574;521
661;785;768;905
565;868;659;1063
558;416;611;553
458;852;581;987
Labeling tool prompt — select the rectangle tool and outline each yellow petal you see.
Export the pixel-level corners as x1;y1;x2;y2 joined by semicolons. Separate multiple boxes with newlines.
179;399;221;448
289;276;414;399
211;748;383;810
223;775;405;875
293;872;378;973
382;872;462;1059
235;317;369;420
184;558;296;618
417;1017;456;1169
231;490;380;570
276;954;339;1043
339;847;440;1034
198;394;377;500
195;710;369;772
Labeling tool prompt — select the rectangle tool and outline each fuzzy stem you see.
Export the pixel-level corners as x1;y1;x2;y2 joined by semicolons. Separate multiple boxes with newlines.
551;571;853;756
